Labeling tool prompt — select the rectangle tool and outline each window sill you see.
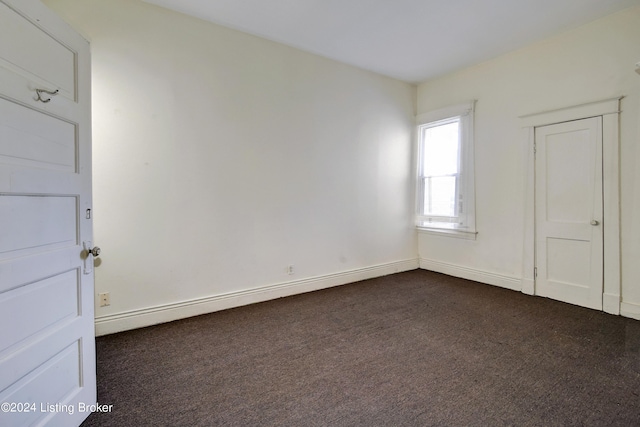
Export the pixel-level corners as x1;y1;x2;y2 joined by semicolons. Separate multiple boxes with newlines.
417;226;478;240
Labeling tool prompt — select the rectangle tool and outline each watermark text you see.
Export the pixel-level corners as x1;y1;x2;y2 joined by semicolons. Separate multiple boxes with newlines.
1;401;113;416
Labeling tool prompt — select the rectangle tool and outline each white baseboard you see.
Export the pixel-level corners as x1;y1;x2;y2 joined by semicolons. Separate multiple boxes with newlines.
521;278;535;295
603;293;621;315
419;258;522;292
419;259;625;316
95;258;419;336
620;301;640;321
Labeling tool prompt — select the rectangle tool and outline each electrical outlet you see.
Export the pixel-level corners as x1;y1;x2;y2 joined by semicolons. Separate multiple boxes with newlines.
99;292;110;307
287;265;294;275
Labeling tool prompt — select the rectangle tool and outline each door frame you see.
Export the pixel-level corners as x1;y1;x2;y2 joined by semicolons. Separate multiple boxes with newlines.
519;97;622;314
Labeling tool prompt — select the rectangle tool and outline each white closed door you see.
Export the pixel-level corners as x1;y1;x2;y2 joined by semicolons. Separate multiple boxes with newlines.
535;117;603;310
0;1;96;426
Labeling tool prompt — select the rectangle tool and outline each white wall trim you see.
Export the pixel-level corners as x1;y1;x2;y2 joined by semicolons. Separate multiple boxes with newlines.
417;227;477;240
520;97;622;314
604;293;622;315
601;112;621;315
95;258;419;336
519;97;622;128
620;301;640;321
521;279;535;296
416;101;474;125
419;258;522;291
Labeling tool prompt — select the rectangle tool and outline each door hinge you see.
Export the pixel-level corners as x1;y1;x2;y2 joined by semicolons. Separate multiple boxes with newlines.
533;142;537;154
534;267;538;279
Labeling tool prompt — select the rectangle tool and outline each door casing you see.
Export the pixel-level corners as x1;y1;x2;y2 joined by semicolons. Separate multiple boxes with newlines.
520;97;621;314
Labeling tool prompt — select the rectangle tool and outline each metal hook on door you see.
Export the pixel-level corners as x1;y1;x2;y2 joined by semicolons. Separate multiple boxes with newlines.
35;88;59;103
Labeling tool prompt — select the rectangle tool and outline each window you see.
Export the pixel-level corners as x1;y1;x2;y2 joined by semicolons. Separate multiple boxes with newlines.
416;102;476;238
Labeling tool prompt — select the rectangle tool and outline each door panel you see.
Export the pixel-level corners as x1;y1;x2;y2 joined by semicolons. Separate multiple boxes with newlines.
535;117;603;310
1;342;82;425
0;1;95;426
0;195;78;254
0;96;77;172
0;270;79;353
544;130;591;222
0;1;75;99
546;238;591;287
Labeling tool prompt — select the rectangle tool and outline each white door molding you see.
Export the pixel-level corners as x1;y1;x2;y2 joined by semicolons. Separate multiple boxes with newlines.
519;97;622;314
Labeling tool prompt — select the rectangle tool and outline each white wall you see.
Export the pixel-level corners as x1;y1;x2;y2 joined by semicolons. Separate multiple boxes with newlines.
42;0;640;332
43;0;418;334
416;7;640;314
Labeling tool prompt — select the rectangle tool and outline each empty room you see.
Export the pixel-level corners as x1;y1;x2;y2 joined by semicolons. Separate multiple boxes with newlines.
2;0;640;425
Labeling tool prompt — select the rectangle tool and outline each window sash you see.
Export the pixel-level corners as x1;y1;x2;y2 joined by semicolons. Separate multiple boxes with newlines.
420;118;461;179
421;174;459;218
418;117;462;222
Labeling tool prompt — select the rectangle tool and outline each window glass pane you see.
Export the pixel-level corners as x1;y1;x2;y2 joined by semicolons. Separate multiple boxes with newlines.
422;120;459;176
424;176;457;217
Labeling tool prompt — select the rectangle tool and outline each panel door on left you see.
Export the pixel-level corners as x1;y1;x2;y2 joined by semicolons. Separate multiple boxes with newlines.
0;1;95;426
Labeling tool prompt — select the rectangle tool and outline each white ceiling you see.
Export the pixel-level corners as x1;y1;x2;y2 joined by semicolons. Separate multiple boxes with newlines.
142;0;640;84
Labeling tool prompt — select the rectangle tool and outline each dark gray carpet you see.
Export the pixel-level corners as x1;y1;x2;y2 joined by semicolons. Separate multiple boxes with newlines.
81;270;640;426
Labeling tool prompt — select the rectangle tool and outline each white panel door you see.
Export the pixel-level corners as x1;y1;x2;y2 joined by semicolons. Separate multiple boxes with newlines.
535;117;603;310
0;1;96;426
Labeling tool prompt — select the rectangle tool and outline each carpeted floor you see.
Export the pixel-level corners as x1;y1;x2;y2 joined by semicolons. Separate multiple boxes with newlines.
81;270;640;426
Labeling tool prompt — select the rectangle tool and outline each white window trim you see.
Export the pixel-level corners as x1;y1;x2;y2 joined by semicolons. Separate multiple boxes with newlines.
415;101;477;239
417;226;478;240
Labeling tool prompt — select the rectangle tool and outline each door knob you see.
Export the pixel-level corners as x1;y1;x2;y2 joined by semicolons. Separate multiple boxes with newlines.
590;220;600;226
82;242;100;274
